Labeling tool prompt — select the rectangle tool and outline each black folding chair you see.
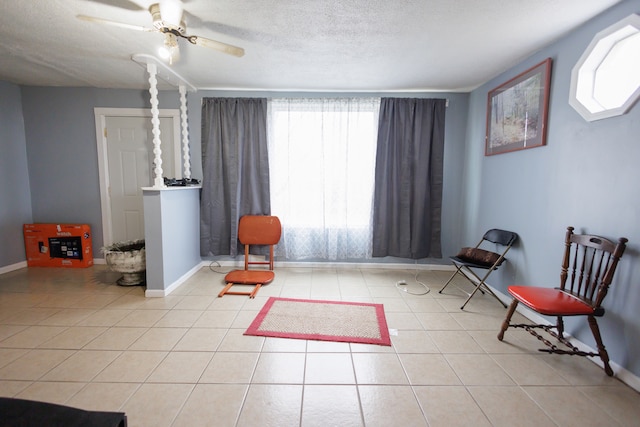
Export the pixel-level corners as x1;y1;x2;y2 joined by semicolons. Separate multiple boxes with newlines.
439;229;518;309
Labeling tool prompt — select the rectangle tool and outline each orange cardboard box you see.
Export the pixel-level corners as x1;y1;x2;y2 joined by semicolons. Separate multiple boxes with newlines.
23;224;93;268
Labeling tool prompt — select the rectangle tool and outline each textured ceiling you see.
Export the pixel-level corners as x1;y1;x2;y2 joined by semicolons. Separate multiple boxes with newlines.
0;0;622;91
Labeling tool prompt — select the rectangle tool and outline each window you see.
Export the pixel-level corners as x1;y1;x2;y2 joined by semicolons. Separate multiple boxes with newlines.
569;14;640;121
267;98;380;260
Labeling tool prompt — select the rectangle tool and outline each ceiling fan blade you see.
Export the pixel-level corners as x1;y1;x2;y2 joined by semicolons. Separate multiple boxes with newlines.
189;35;245;57
83;0;146;11
76;14;153;32
183;11;259;43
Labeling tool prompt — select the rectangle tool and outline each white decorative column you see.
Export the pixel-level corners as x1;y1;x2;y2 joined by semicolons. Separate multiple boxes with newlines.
146;62;165;188
179;84;191;180
132;53;201;297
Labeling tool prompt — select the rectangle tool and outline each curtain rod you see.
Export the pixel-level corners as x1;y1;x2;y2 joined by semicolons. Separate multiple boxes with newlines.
201;97;449;106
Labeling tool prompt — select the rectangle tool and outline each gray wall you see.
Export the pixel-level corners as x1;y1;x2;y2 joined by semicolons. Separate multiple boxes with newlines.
462;0;640;376
19;87;181;253
0;82;32;267
13;87;469;264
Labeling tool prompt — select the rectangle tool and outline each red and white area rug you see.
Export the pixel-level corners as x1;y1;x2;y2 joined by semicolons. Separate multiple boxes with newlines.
244;297;391;346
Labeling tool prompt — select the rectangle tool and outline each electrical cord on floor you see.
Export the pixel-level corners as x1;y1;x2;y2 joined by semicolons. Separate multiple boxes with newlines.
208;260;233;274
395;269;431;295
210;259;430;295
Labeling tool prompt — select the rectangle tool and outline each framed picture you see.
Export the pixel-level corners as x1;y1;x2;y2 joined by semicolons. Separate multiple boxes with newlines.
485;58;552;156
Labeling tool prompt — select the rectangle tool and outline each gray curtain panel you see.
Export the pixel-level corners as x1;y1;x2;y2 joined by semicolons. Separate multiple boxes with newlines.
372;98;446;259
200;98;271;256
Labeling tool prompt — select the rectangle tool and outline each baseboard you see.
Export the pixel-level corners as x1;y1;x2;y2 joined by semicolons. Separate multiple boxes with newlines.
1;259;452;277
276;261;454;271
489;284;640;393
145;262;202;297
207;259;454;271
0;261;27;275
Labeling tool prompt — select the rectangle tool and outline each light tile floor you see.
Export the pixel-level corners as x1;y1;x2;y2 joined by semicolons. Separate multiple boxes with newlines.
0;265;639;426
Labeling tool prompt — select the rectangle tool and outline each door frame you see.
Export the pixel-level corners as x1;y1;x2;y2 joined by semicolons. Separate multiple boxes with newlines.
94;107;181;247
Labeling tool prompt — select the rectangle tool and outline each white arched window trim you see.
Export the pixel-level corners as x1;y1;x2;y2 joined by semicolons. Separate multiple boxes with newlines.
569;14;640;122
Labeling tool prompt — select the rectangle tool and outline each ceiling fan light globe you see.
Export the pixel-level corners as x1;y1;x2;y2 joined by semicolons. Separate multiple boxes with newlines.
159;33;180;64
158;46;171;60
158;46;179;64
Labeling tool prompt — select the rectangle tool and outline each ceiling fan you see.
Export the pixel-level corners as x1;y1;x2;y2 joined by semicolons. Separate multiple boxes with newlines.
77;0;245;65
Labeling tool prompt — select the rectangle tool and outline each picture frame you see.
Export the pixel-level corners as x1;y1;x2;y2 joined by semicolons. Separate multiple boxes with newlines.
485;58;552;156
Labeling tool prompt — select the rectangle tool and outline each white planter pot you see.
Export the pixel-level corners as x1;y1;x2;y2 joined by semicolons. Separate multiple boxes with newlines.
103;240;146;286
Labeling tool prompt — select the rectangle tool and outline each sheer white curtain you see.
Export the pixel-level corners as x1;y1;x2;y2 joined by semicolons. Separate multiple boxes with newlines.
267;98;380;260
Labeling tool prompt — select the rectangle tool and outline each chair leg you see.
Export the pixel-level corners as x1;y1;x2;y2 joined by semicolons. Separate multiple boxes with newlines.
439;267;462;294
219;283;263;298
218;282;235;298
478;284;507;308
460;279;505;310
498;299;518;341
556;316;565;339
459;267;506;309
441;266;486;295
248;283;262;299
588;316;613;376
460;284;484;310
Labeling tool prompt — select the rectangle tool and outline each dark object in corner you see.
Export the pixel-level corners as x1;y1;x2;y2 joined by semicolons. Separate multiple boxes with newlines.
0;397;127;427
164;177;201;186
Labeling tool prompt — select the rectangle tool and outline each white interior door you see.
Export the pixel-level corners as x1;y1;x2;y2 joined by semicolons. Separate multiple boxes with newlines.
96;108;181;246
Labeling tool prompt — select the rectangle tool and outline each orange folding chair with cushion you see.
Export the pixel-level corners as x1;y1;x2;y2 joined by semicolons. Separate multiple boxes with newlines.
219;215;282;298
498;226;627;376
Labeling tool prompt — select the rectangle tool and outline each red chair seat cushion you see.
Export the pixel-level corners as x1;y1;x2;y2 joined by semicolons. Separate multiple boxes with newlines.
507;285;595;316
225;270;275;285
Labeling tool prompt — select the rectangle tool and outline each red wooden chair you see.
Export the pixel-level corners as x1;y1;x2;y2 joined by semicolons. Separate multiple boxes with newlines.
498;226;627;376
219;215;282;298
